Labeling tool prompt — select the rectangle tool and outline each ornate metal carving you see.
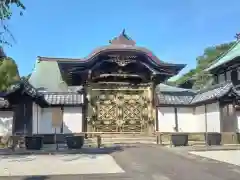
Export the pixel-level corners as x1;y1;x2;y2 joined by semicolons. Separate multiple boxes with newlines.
108;55;136;67
91;88;151;132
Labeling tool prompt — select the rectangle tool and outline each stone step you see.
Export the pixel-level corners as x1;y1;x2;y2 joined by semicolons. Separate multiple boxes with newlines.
88;134;156;138
85;136;157;145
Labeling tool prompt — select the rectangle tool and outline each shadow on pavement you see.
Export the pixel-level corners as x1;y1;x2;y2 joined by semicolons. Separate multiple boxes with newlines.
79;144;138;154
0;144;139;157
23;176;49;180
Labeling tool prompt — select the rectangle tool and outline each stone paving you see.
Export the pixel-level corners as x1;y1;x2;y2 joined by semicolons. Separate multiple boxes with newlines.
0;154;124;176
0;144;240;180
190;150;240;166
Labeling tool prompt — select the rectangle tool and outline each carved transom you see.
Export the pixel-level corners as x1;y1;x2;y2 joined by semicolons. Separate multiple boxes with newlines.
108;55;137;66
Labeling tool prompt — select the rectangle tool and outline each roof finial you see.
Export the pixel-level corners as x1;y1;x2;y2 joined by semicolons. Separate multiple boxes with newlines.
235;33;240;40
109;29;136;46
0;47;6;58
122;29;126;35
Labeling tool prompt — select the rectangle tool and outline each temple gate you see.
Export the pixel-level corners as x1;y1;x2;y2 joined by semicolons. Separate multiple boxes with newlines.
56;30;185;133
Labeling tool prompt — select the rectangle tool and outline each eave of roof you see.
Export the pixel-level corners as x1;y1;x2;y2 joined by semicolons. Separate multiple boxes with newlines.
205;40;240;72
156;83;196;93
156;81;234;106
38;46;186;69
42;92;84;106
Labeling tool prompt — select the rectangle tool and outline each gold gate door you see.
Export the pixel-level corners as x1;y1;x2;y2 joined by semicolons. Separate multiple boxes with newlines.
121;94;144;132
95;91;147;132
96;94;118;132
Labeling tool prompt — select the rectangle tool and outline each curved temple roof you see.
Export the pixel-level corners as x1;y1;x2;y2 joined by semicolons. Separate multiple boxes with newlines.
37;30;186;79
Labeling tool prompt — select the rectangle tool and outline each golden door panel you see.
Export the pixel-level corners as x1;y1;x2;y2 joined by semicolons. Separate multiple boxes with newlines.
94;90;148;132
121;94;145;132
96;95;118;132
98;104;117;121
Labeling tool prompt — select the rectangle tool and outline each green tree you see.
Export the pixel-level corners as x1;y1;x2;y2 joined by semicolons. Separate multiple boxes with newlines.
172;41;235;89
0;1;25;91
0;0;25;45
0;54;20;91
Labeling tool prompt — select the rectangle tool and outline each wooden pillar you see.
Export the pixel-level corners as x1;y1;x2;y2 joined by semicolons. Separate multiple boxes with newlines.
174;107;178;132
85;82;92;133
82;83;88;133
151;82;157;133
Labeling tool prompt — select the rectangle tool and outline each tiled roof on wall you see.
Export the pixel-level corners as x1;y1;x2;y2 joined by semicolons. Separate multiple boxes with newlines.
156;81;234;106
191;82;232;104
156;93;193;105
43;92;84;105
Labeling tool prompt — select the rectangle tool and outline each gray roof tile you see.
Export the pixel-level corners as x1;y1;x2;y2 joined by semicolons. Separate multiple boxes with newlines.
191;82;232;104
43;93;84;105
156;93;193;105
156;82;233;106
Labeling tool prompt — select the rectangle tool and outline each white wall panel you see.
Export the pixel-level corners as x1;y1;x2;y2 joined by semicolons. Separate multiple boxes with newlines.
194;106;206;132
63;107;83;133
33;107;61;134
236;110;240;132
206;102;220;132
0;111;13;136
177;107;199;132
157;107;175;132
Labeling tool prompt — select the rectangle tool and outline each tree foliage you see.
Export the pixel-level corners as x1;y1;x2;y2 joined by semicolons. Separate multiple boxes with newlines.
0;1;24;91
0;0;25;45
0;55;20;91
171;41;235;90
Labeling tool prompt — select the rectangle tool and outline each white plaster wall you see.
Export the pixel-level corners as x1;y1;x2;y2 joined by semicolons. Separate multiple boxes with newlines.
194;105;206;132
32;104;83;134
32;103;41;134
0;111;13;136
157;102;221;133
32;104;61;134
157;107;175;132
206;102;221;132
236;110;240;132
40;108;61;134
177;107;199;132
63;107;83;133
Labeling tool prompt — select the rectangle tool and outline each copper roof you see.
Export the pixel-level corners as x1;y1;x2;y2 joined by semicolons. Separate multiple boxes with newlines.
37;30;186;69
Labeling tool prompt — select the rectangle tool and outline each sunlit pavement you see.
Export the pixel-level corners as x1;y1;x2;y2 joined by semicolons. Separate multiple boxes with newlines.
190;150;240;166
1;144;240;180
0;154;124;176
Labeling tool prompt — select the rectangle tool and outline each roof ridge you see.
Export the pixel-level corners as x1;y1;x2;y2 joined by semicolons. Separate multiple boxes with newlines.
37;56;82;61
42;92;80;95
197;81;232;93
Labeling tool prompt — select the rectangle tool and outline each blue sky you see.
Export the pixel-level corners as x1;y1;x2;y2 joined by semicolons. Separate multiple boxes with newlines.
4;0;240;80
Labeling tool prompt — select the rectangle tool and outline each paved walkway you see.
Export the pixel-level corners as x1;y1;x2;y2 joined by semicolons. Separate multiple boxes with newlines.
1;145;240;180
190;150;240;166
0;154;124;176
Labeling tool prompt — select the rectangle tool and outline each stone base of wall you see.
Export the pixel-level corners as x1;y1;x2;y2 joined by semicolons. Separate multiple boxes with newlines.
158;132;240;145
221;133;240;144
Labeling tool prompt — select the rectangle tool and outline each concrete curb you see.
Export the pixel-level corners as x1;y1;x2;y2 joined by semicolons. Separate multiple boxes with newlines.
0;149;83;156
164;144;240;152
190;147;240;152
0;145;129;156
